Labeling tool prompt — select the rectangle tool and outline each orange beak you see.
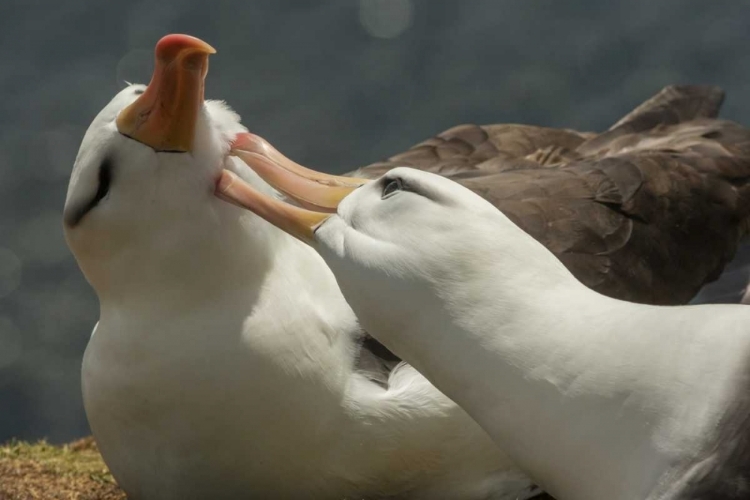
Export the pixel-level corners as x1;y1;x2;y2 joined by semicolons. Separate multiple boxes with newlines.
116;34;216;152
229;133;370;212
216;133;371;243
216;169;331;244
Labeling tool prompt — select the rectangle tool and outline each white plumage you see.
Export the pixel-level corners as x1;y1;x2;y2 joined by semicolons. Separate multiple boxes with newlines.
224;163;750;500
63;37;532;499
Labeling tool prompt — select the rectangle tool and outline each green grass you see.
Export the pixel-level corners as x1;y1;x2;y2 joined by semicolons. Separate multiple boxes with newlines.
0;437;125;500
0;439;554;499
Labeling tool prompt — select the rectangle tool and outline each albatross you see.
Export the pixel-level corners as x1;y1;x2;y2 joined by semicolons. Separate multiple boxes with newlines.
63;34;529;500
64;33;750;499
218;164;750;500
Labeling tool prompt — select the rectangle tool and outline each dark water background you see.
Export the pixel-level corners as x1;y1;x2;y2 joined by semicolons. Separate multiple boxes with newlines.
1;0;750;442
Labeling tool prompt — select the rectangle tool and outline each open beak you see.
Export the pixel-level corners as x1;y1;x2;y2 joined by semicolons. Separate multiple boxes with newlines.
216;134;371;243
116;34;216;152
216;170;331;244
229;133;370;212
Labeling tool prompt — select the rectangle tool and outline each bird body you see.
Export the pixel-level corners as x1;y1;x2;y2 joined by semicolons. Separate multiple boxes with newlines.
222;162;750;500
65;35;527;500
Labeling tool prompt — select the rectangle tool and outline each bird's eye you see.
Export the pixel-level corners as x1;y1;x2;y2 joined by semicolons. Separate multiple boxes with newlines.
382;178;403;198
91;159;113;207
64;158;114;227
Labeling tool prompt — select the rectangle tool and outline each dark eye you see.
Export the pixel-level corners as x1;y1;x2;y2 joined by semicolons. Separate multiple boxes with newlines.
64;158;113;227
382;178;403;198
91;159;113;207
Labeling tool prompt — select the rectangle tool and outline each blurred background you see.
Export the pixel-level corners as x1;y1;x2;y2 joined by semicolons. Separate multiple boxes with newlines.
1;0;750;443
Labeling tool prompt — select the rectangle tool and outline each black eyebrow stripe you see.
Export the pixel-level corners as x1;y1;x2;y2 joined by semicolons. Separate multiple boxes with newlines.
64;158;113;227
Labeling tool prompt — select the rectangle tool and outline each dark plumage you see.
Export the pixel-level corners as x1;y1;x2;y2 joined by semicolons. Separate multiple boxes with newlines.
350;85;750;305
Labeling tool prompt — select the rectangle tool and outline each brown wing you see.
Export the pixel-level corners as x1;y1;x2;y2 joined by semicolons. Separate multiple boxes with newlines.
348;85;750;305
350;123;592;179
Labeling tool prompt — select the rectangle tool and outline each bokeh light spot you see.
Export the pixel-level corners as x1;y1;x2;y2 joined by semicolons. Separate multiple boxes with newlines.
359;0;413;39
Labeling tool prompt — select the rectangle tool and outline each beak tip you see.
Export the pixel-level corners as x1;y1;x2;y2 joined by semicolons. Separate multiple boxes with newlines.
117;33;213;152
156;34;217;60
216;170;237;195
230;132;270;156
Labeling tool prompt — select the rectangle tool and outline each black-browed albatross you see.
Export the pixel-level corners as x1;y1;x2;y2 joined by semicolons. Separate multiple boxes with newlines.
64;33;750;499
64;33;530;500
217;161;750;500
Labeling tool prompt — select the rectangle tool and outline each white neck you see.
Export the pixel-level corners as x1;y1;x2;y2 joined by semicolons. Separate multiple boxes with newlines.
383;234;750;500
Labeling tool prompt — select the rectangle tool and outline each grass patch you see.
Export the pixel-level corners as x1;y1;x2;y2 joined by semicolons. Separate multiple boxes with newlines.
0;437;125;500
0;438;554;499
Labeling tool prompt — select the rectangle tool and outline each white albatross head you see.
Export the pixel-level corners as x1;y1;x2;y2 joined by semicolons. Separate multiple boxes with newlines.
63;34;264;302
